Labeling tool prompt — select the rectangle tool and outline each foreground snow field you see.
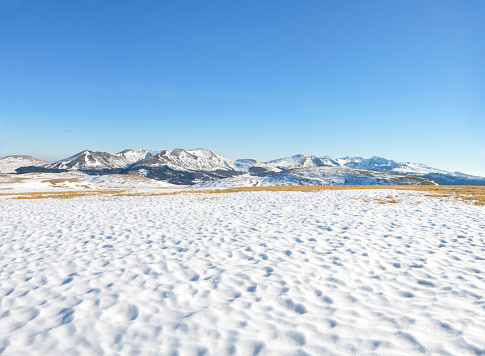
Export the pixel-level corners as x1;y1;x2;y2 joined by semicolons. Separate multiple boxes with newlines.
0;190;484;355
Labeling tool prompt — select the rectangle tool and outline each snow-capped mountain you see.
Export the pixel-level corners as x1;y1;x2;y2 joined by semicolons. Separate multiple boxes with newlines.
0;155;48;173
339;156;485;185
45;148;155;171
14;148;280;185
124;148;279;184
36;148;278;180
129;148;236;172
265;154;485;186
9;149;485;186
127;148;278;173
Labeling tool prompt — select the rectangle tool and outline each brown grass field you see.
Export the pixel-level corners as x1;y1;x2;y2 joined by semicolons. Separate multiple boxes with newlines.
0;185;484;205
42;178;83;184
0;174;28;184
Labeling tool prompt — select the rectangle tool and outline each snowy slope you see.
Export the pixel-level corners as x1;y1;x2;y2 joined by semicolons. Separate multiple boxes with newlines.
260;167;436;186
199;173;266;187
266;154;341;170
1;190;484;355
200;167;436;187
86;174;176;189
0;155;48;173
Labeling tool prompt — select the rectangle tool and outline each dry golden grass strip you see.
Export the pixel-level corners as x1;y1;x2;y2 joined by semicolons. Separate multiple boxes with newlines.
120;185;485;206
0;174;28;184
185;185;485;205
6;189;126;199
369;196;400;204
196;185;389;193
1;185;484;205
42;178;83;185
0;189;182;199
394;185;485;206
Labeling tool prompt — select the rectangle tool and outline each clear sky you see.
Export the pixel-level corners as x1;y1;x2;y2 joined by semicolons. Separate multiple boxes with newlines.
1;0;484;175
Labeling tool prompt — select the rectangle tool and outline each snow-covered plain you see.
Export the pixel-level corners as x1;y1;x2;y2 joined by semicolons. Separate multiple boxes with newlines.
0;189;484;355
0;172;175;193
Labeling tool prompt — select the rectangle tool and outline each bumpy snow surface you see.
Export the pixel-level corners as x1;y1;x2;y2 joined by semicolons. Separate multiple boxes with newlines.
1;190;484;355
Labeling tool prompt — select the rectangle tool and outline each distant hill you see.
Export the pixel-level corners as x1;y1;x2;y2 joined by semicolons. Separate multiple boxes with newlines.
0;155;48;173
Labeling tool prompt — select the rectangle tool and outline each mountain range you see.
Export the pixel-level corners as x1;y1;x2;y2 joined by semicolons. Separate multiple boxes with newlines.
3;148;485;186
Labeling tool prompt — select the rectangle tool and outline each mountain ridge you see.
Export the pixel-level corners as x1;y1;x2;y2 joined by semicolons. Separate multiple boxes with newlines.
5;149;485;186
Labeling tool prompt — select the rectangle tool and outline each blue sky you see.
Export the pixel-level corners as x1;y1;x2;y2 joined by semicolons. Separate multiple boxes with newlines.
1;0;484;175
